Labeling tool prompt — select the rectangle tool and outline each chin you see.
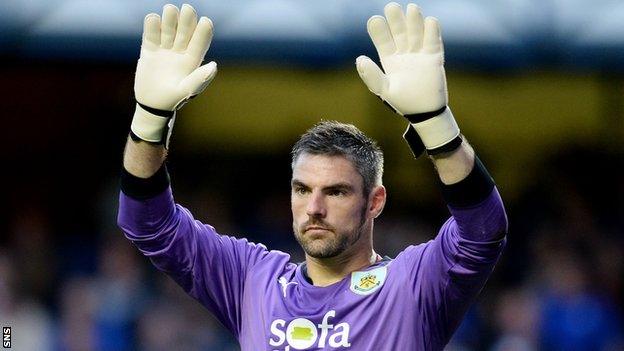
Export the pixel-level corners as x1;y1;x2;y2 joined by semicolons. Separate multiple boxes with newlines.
305;249;343;259
302;240;347;259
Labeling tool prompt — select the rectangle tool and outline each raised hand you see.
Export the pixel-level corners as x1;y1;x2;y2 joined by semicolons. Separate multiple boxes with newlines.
356;2;447;115
357;2;460;155
132;4;217;144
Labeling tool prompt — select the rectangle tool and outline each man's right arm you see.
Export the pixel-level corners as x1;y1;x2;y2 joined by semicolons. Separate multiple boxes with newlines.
116;4;276;337
117;164;274;337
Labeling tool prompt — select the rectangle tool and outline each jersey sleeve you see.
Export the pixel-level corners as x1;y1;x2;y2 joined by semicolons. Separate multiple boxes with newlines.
395;158;508;347
117;184;270;337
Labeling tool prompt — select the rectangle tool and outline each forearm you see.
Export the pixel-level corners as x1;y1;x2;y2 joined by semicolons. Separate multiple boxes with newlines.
430;139;475;185
123;135;167;178
431;140;507;241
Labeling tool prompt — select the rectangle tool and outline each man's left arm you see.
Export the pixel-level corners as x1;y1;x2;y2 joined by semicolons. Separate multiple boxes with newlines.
356;1;508;241
357;2;508;344
417;142;508;345
430;139;507;241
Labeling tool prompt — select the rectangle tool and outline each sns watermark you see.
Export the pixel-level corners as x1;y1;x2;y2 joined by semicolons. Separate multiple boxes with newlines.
2;327;10;348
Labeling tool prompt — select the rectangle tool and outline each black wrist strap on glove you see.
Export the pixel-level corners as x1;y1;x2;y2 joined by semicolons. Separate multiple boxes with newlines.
129;129;172;146
402;125;426;158
130;130;152;142
120;163;170;200
404;106;447;123
438;155;495;208
131;100;177;146
137;101;175;118
403;124;463;158
379;98;461;158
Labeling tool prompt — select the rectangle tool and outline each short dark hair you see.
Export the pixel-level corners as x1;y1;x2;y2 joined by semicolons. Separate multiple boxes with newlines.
291;121;384;196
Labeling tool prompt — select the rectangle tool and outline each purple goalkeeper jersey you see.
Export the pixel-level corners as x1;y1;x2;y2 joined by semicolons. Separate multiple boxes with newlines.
118;186;507;350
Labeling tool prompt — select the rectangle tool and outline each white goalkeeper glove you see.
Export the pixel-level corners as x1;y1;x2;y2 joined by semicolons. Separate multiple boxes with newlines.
356;2;461;156
131;4;217;146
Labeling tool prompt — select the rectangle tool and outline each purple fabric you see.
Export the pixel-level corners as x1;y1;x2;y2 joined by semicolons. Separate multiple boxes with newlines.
118;186;507;350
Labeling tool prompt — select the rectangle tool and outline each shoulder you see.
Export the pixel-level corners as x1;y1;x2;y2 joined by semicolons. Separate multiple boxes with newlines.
393;242;434;267
232;238;293;273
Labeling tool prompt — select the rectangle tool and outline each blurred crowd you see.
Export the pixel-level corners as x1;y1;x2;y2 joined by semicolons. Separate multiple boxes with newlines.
0;230;240;350
1;144;622;351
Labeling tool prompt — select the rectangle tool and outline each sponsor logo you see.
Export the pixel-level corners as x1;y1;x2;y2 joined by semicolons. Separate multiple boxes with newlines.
350;266;387;295
269;310;350;350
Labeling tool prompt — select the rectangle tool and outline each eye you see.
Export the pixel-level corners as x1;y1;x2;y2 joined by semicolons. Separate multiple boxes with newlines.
328;189;346;197
293;187;308;195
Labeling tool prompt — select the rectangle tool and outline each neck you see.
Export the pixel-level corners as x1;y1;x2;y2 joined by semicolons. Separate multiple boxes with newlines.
304;231;378;287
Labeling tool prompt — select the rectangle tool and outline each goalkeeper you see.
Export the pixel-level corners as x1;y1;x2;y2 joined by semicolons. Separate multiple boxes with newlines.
118;3;507;350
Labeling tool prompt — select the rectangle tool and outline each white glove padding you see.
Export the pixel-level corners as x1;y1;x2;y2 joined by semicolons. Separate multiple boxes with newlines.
356;2;460;151
131;4;217;144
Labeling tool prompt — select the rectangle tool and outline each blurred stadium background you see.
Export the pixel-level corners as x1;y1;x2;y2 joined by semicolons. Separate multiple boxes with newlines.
1;0;623;350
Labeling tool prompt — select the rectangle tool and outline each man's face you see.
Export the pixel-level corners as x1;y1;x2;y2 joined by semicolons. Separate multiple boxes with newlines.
291;153;369;259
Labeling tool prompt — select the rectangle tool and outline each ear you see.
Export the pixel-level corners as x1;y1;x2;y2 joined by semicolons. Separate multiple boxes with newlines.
367;185;387;219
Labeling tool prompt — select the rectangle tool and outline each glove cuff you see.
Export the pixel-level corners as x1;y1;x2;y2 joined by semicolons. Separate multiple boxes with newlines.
130;103;176;144
408;106;460;150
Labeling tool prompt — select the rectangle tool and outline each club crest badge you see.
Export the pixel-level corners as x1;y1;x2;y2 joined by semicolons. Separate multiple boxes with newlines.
350;266;387;296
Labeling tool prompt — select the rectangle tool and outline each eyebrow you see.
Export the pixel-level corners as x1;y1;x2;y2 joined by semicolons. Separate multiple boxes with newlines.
291;179;355;192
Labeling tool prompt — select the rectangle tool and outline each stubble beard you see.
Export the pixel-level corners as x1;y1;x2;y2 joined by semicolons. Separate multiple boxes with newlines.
293;206;368;259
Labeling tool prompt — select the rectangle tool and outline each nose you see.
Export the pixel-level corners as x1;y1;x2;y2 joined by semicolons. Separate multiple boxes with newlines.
306;191;327;218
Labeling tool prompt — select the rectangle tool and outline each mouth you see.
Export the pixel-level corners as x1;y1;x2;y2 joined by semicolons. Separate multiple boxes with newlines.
305;226;331;233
